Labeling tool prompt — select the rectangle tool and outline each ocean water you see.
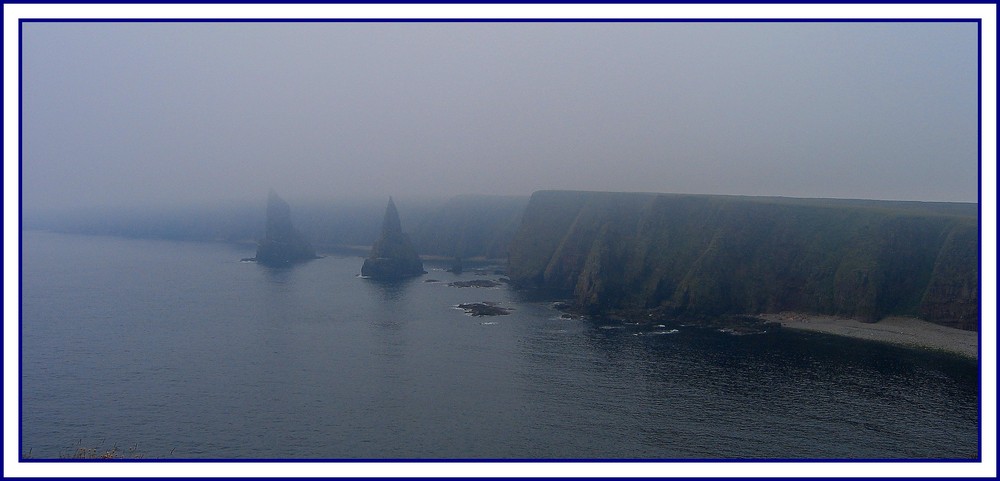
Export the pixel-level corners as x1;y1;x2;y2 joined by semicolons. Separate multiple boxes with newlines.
19;231;979;459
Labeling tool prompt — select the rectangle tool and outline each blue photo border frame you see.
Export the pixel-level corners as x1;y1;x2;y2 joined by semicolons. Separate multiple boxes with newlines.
6;3;992;477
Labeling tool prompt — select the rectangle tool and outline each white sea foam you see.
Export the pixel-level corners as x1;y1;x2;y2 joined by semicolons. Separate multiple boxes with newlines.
648;329;680;335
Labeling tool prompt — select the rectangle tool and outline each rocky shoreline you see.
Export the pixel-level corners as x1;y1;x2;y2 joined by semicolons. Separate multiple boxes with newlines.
551;303;781;334
448;279;505;288
549;302;977;359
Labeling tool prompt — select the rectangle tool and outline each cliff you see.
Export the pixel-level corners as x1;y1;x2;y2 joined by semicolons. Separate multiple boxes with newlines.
508;191;979;330
254;190;317;266
361;198;426;279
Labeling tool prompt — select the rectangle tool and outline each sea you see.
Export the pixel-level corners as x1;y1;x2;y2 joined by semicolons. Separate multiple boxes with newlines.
19;231;979;460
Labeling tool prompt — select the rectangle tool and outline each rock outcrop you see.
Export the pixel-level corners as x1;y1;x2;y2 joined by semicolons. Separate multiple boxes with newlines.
457;302;511;316
254;190;317;266
361;197;425;279
508;190;979;330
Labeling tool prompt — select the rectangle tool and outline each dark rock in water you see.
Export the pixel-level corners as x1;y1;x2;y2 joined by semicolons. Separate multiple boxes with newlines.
361;197;426;279
701;315;781;335
254;190;317;267
458;301;511;316
448;279;501;288
447;257;463;274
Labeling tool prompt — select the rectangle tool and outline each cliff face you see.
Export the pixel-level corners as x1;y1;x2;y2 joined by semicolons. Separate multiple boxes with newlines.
508;191;979;330
361;198;425;279
255;191;317;266
919;225;979;330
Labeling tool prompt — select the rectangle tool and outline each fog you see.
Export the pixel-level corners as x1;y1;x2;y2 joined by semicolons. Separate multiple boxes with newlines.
20;21;979;216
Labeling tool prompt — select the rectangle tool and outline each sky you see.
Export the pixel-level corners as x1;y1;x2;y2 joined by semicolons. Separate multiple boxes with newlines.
19;20;981;214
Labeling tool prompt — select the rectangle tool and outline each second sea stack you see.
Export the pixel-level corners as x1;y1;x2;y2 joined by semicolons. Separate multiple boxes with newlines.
361;197;426;279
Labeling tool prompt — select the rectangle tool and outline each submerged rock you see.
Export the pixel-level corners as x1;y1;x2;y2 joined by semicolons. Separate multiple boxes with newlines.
361;197;426;279
254;190;317;267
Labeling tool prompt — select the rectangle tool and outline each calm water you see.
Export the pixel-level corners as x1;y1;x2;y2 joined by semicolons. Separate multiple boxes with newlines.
20;231;979;459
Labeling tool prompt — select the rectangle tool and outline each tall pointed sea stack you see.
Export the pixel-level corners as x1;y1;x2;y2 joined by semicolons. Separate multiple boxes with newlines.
361;197;425;279
254;190;317;266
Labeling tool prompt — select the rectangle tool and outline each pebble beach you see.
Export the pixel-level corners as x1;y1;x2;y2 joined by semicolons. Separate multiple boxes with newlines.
758;312;979;360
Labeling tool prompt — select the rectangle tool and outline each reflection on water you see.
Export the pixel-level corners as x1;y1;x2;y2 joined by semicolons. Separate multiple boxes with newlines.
362;276;419;302
260;264;296;283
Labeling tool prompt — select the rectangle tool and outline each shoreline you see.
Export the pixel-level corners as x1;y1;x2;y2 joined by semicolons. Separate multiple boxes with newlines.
757;312;978;360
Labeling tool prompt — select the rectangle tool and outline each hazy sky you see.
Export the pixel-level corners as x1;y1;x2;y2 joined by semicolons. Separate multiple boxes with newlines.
20;21;979;213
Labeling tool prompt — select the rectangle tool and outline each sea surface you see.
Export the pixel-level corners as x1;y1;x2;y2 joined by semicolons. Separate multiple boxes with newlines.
20;231;979;459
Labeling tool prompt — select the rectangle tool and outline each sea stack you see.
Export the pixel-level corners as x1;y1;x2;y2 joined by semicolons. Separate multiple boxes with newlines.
361;197;425;279
254;190;317;266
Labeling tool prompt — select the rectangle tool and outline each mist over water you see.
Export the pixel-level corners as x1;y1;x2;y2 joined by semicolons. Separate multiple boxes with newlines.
20;231;978;459
20;21;979;218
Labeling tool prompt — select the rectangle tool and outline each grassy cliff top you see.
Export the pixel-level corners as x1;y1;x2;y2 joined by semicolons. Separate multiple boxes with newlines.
528;190;978;219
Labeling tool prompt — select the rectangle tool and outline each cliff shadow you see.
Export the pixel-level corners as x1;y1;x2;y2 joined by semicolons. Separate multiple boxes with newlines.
506;285;574;305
